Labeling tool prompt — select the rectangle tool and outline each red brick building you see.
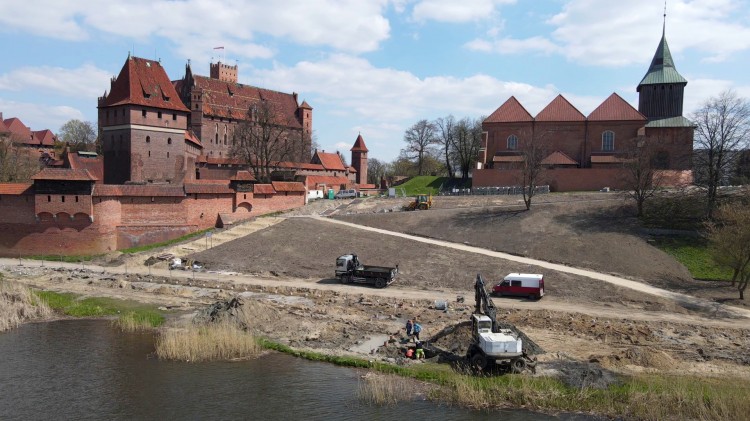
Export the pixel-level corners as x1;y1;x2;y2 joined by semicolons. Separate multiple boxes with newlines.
474;25;693;191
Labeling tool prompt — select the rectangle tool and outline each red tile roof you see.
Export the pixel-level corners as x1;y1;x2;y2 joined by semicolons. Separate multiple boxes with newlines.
32;168;98;181
3;117;33;142
541;151;579;166
67;151;104;182
590;155;631;164
202;156;243;165
100;56;189;113
299;100;312;109
0;183;34;195
588;93;647;121
312;151;346;171
485;96;533;123
273;161;325;171
229;170;256;181
253;184;275;194
492;155;525;162
182;75;301;128
184;183;233;194
185;130;202;147
535;95;585;122
303;175;351;189
350;134;368;152
93;184;185;197
31;129;56;146
271;181;306;192
358;183;377;189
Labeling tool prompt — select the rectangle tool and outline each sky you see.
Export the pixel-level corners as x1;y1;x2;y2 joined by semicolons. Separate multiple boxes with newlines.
1;0;750;162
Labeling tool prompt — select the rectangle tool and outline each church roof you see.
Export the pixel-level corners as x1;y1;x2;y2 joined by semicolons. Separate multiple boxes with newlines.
536;95;585;122
638;26;687;88
176;74;302;128
312;151;346;171
484;96;533;123
350;134;368;152
100;56;189;112
588;93;647;121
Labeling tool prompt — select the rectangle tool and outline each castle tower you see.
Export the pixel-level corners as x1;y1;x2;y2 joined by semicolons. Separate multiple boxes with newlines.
210;61;238;83
350;134;368;185
637;18;687;120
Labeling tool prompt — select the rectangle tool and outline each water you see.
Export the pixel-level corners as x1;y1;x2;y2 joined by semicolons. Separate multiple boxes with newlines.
0;320;592;420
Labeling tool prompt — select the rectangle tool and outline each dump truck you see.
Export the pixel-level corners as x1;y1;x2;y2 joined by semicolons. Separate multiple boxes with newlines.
404;194;432;211
335;254;398;288
466;274;537;373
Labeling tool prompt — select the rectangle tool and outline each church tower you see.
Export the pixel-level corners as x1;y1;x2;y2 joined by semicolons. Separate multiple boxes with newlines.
350;134;368;185
637;17;687;120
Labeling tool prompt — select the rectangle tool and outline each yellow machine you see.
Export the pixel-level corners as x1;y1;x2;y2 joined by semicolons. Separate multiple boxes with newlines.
405;194;432;211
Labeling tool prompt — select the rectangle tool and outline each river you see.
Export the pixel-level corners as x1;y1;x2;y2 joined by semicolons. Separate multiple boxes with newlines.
0;320;593;420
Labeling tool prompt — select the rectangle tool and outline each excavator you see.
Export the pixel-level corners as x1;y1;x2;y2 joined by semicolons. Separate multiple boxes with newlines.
404;194;432;211
467;274;537;373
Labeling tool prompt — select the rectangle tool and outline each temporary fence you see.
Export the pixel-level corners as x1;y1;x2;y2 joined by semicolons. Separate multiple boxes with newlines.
441;185;550;196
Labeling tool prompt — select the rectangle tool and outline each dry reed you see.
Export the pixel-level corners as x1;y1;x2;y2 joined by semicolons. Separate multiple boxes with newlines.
0;280;52;332
155;319;261;362
356;373;415;406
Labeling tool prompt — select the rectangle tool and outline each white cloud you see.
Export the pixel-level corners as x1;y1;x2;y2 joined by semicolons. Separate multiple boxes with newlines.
0;98;84;132
0;64;111;100
411;0;515;23
469;0;750;66
0;1;392;55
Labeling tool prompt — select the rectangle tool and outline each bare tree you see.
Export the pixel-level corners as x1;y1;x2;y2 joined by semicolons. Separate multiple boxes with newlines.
58;119;97;152
621;136;666;217
518;132;547;210
0;134;41;182
706;202;750;300
434;115;456;177
367;157;386;185
402;120;437;176
230;101;302;183
691;90;750;218
451;117;483;181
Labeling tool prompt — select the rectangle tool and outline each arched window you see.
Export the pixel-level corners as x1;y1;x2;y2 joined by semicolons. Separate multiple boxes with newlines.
507;135;518;150
146;136;150;143
602;131;614;151
167;137;172;145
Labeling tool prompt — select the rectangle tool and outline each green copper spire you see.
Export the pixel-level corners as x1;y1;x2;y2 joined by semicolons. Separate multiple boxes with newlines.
637;10;687;88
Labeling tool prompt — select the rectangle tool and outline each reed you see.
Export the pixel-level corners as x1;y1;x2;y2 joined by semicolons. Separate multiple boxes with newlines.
356;373;414;406
113;310;165;332
155;320;261;362
0;280;53;332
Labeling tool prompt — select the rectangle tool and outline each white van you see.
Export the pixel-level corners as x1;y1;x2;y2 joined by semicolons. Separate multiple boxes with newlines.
335;189;357;199
492;273;545;300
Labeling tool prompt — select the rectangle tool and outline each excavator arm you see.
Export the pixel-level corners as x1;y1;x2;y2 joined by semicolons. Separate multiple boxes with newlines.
474;273;498;332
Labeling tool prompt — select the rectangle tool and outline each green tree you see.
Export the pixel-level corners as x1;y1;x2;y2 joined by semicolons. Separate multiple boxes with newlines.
58;119;97;152
706;201;750;300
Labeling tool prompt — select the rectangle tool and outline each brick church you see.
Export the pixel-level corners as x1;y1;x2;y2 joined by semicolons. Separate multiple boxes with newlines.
0;54;371;256
474;23;693;191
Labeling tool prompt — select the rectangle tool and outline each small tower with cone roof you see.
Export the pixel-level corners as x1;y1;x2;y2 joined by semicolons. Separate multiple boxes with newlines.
350;134;368;185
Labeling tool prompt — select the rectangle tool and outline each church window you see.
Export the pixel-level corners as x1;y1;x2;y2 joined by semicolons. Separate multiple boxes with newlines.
602;131;615;151
507;135;518;150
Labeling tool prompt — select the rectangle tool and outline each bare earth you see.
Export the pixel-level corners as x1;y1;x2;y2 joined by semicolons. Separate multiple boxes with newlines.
3;192;749;386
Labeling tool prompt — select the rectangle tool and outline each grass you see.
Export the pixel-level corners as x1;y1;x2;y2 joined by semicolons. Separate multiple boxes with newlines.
0;280;53;332
357;373;417;406
652;237;734;281
394;176;448;196
120;228;213;254
26;254;101;263
33;290;165;329
155;320;262;362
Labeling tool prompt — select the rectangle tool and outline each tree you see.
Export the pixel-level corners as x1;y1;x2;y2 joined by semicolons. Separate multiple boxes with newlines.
434;115;456;178
518;132;547;210
706;202;750;300
230;101;303;183
621;136;666;217
0;134;41;182
451;116;483;181
58;120;97;152
367;157;387;186
691;90;750;218
402;120;437;176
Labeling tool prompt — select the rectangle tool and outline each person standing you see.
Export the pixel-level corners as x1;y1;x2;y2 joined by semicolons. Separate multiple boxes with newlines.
412;320;422;341
415;341;425;359
405;319;413;337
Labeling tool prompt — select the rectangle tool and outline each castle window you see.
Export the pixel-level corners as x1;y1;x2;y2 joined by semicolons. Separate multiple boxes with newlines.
168;138;172;145
224;134;227;145
507;135;518;150
47;195;51;202
142;109;147;117
173;113;177;120
61;196;65;203
244;194;246;199
148;151;151;157
75;196;79;203
167;152;170;158
215;133;218;144
602;131;615;151
158;111;162;119
146;136;150;143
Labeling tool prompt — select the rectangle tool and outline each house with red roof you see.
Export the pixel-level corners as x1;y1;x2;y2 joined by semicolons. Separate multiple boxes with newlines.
476;25;693;191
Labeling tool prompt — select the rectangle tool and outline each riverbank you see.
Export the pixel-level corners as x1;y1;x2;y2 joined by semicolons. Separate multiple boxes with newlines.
3;262;750;420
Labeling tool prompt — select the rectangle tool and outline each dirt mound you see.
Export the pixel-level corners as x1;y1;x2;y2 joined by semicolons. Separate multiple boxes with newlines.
595;347;676;370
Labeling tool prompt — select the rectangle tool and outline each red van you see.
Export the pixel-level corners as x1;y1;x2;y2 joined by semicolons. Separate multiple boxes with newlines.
492;273;544;300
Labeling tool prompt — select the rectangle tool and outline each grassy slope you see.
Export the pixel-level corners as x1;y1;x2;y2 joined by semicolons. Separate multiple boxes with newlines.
652;237;734;281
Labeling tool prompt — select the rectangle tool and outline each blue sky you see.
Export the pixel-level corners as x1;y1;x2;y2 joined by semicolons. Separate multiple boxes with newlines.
1;0;749;162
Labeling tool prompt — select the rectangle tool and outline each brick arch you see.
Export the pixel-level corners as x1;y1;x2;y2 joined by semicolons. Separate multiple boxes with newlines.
37;211;54;222
56;212;71;221
72;212;92;222
236;202;252;213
